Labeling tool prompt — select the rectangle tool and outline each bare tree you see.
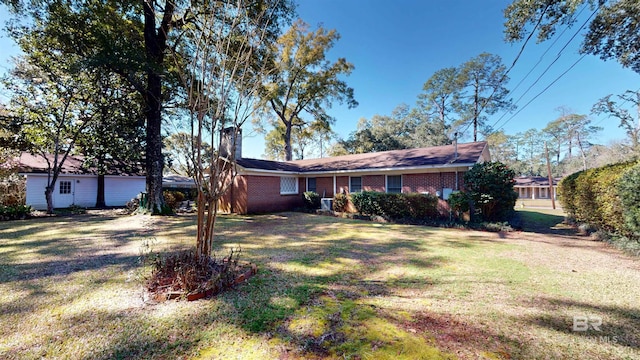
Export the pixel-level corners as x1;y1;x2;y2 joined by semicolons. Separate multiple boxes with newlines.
172;0;288;261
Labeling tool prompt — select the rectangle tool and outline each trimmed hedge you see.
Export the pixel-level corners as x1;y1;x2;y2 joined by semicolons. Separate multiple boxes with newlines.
350;191;439;220
559;160;640;240
619;163;640;237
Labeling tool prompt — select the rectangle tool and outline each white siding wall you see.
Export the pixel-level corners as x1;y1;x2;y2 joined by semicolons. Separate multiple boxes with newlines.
73;177;98;207
25;175;98;209
104;176;146;206
25;175;49;210
26;174;144;209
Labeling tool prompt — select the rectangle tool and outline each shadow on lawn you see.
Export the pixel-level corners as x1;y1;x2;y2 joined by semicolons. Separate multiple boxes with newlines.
521;296;639;350
1;212;531;359
515;210;575;236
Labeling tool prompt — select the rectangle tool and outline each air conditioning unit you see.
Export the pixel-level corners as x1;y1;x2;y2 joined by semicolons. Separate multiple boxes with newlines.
321;198;333;211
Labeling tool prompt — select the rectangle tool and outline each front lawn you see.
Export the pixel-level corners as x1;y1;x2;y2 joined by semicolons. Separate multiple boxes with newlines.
0;211;638;359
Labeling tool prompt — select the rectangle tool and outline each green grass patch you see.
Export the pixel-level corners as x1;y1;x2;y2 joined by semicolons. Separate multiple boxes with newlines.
0;211;638;359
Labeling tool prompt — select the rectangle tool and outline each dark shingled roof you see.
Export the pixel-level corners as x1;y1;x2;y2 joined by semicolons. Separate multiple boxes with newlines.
237;142;488;173
514;176;560;187
17;152;144;176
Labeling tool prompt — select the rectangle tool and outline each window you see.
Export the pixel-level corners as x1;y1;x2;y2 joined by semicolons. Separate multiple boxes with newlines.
386;175;402;193
540;187;548;198
59;181;72;195
349;176;362;193
307;178;317;193
280;176;298;195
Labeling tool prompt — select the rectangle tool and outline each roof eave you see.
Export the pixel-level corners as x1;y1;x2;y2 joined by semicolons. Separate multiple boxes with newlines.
238;162;476;176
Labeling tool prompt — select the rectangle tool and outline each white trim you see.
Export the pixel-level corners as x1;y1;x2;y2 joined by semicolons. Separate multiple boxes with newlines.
306;177;317;193
279;176;298;195
333;175;336;196
349;176;362;193
237;163;475;177
20;173;146;180
385;174;402;193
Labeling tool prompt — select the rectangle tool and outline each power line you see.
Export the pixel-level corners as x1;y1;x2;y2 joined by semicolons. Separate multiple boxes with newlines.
495;54;587;133
507;4;587;97
489;4;601;133
457;1;553;139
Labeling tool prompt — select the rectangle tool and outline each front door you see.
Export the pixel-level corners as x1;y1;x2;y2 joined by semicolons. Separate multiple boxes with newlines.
56;179;75;208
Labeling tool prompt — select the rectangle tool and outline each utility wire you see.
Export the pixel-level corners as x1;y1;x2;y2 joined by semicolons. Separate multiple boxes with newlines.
508;4;587;97
489;4;601;133
456;2;553;138
495;54;587;133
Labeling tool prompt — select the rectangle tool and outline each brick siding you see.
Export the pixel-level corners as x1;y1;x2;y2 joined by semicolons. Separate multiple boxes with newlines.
336;176;349;194
222;171;464;215
315;177;334;197
363;175;385;192
244;175;303;213
402;172;462;194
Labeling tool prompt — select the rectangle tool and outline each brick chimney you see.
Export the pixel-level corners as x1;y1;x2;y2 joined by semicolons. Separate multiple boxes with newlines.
220;127;242;160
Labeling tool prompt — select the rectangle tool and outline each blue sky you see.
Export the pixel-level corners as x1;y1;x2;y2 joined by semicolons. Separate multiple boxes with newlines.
1;2;638;159
270;0;639;159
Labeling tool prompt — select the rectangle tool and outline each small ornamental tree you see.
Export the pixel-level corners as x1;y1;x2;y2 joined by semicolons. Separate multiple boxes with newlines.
463;162;517;221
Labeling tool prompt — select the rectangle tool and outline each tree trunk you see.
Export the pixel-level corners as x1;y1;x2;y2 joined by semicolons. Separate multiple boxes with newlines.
141;0;171;214
96;174;105;208
45;186;54;214
473;80;479;142
144;85;167;214
284;122;293;161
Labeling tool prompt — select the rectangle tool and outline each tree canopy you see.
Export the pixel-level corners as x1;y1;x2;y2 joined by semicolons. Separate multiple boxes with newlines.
504;0;640;74
2;0;294;214
257;19;357;161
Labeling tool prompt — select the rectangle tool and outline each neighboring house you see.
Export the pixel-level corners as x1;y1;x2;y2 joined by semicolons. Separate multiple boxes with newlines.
17;152;146;210
514;176;560;200
220;141;491;214
163;174;196;190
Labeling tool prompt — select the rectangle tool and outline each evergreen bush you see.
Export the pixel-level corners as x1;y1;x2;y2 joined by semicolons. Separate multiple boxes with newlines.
463;162;517;221
302;191;321;210
618;163;640;238
350;191;439;220
333;193;348;212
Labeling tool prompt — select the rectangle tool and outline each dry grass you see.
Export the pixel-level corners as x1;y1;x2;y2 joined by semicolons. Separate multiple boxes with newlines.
0;210;638;359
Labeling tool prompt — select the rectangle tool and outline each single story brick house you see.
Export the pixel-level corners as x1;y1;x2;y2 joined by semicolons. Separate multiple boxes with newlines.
220;141;491;214
17;152;146;210
514;176;560;200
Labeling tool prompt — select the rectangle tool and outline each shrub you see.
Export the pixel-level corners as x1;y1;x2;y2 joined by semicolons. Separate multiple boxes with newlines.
559;160;640;241
561;162;633;234
0;174;26;207
302;191;321;210
463;162;517;221
618;163;640;238
350;191;381;216
163;190;185;210
350;191;439;220
404;193;439;219
379;193;410;219
333;193;348;212
447;191;470;216
0;204;32;221
558;171;581;217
